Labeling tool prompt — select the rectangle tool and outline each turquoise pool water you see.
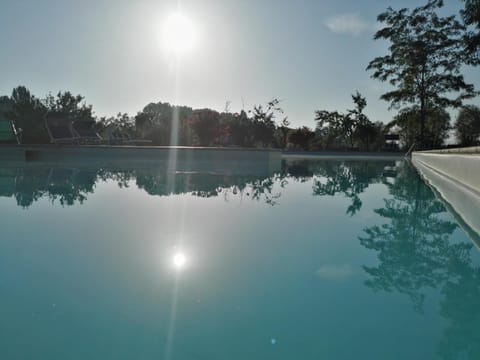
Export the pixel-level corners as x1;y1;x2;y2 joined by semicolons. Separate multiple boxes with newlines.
0;159;479;359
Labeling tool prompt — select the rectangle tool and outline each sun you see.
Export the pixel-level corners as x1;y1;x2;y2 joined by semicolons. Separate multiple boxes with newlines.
173;251;187;269
162;12;196;55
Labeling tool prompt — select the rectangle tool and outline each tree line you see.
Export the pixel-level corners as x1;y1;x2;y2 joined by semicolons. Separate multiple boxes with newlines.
0;87;313;149
1;0;479;150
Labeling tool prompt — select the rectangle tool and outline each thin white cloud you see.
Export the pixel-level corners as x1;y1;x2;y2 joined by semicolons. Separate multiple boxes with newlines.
315;264;355;281
325;14;372;37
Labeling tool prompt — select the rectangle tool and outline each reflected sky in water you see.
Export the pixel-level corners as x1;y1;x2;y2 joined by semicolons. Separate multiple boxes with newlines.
0;159;479;360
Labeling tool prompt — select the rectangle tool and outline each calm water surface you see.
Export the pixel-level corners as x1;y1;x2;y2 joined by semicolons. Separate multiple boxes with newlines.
0;159;479;360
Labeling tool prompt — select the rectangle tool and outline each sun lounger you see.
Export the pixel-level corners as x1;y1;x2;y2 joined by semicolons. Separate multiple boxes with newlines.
45;116;78;144
120;132;152;145
72;120;104;144
106;127;151;145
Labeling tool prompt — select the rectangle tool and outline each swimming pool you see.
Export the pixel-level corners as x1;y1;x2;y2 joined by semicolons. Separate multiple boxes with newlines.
0;158;479;359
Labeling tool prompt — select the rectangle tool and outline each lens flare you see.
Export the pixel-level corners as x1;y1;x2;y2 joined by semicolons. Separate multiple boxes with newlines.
162;12;196;54
172;251;187;269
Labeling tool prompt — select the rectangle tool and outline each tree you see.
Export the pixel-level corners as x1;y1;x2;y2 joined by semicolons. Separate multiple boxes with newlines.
390;106;451;149
277;118;291;149
314;110;350;149
315;91;375;150
455;105;480;146
134;102;193;145
188;109;220;146
367;0;475;149
249;98;286;147
349;91;376;150
7;86;48;144
228;110;255;147
96;113;136;140
288;126;315;150
0;96;13;118
461;0;480;63
44;91;94;122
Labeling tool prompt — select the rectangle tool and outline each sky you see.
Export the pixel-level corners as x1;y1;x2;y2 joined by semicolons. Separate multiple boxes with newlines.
0;0;479;128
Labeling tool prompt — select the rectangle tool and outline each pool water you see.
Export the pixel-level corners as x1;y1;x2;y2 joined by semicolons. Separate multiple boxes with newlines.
0;159;479;360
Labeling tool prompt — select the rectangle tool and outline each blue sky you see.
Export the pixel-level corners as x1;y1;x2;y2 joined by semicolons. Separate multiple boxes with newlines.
1;0;478;128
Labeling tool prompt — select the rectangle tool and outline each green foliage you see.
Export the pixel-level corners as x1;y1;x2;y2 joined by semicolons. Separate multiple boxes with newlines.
188;109;220;146
0;86;385;151
134;102;193;145
454;105;480;146
44;91;94;122
0;96;13;118
96;113;136;140
350;91;379;151
227;110;255;147
288;126;315;150
390;106;451;149
276;118;291;149
7;86;48;144
315;91;379;150
249;98;286;147
367;0;475;148
2;87;96;144
461;0;480;63
315;110;354;149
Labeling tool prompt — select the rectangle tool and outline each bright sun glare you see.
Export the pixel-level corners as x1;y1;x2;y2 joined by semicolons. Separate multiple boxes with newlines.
172;251;187;269
162;12;196;55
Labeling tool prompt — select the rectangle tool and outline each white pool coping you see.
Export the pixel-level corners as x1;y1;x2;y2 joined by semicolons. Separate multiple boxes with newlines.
412;148;480;246
412;151;480;194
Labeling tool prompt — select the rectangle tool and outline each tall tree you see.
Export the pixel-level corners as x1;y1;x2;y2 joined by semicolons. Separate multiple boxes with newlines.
349;91;376;150
390;106;451;149
461;0;480;63
454;105;480;146
367;0;475;149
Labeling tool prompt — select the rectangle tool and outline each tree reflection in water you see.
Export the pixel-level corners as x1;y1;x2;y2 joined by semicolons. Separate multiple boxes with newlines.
0;165;289;208
0;160;394;209
360;164;461;311
309;160;387;215
359;163;480;360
